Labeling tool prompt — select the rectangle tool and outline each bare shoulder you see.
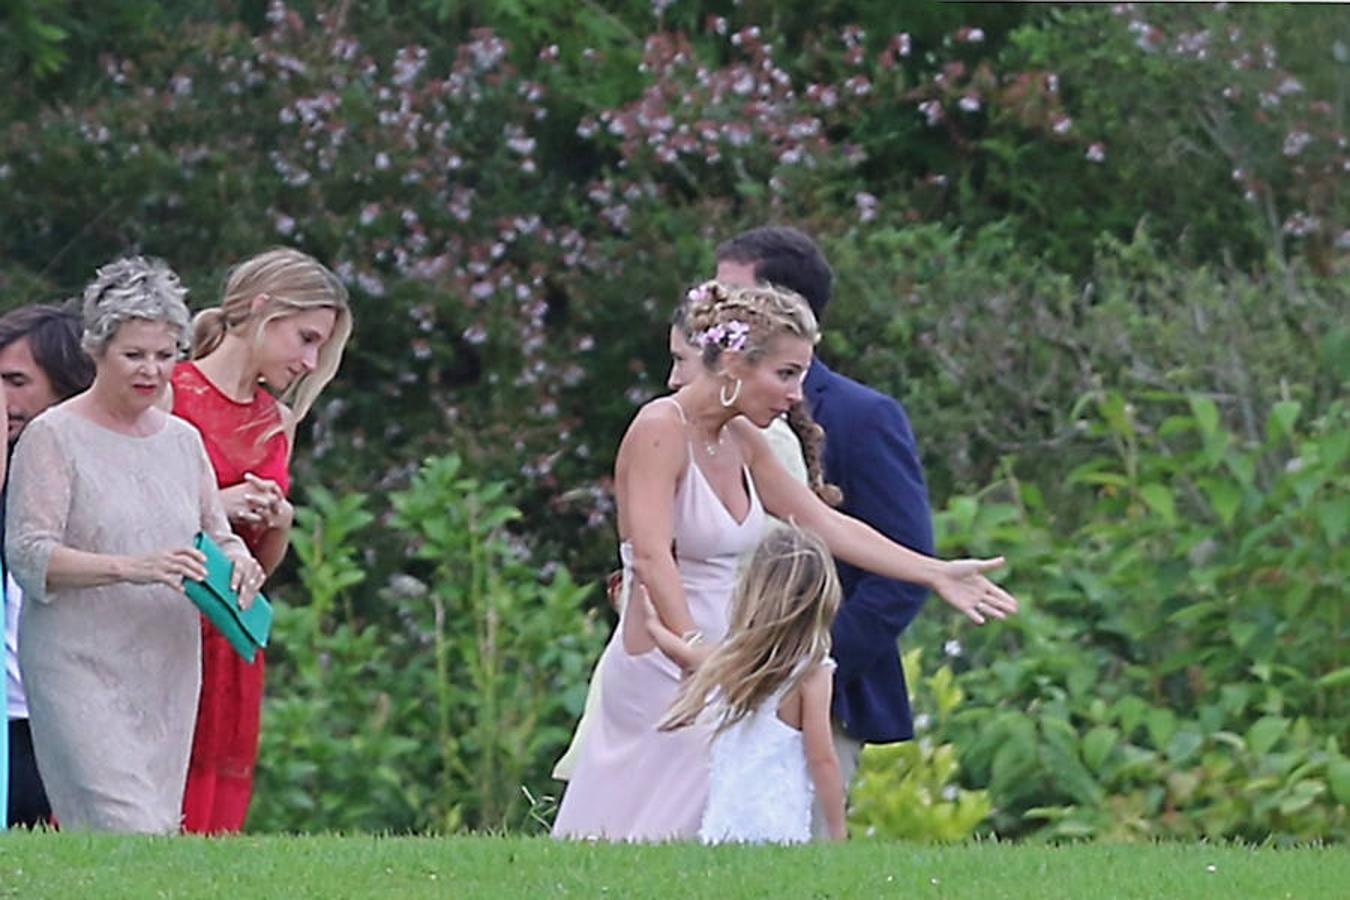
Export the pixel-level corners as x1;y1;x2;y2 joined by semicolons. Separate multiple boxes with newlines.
620;399;686;452
800;659;836;697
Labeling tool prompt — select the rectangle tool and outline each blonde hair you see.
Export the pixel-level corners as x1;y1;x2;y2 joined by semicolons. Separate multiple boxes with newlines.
660;525;842;735
193;247;352;422
683;279;819;367
674;283;841;506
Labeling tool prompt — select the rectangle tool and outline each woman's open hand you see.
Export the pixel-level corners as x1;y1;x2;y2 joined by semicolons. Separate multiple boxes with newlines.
931;557;1018;625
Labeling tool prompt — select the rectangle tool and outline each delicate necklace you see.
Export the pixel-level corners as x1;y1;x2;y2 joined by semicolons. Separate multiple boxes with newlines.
702;425;727;457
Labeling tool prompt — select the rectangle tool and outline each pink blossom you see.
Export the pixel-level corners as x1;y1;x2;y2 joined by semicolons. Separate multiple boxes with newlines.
1282;131;1312;157
855;191;878;223
1086;143;1106;163
1282;212;1320;237
918;100;944;127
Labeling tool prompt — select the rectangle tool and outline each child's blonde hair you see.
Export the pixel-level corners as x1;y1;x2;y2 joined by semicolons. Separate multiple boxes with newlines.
661;525;842;735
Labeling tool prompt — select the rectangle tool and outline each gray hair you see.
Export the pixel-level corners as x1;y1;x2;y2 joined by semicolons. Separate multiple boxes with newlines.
80;256;192;356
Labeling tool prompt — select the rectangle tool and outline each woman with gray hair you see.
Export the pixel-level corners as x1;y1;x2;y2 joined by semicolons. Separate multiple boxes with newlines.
5;256;264;833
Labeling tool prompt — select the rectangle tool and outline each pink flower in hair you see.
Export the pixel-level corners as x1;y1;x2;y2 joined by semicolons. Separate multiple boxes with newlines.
723;320;750;351
686;282;715;305
696;319;750;351
697;323;726;347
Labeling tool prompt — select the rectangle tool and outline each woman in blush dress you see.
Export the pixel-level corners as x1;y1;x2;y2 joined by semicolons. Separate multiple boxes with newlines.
550;298;836;782
6;257;264;833
172;247;351;834
551;280;1017;842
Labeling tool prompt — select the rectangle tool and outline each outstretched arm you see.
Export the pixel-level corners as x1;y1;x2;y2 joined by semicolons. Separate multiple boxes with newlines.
743;420;1017;624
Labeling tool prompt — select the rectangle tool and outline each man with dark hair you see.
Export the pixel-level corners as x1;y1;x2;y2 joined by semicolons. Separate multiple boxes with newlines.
2;302;94;828
715;226;935;836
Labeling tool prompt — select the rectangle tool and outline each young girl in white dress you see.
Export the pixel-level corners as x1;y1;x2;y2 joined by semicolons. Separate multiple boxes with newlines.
652;524;847;844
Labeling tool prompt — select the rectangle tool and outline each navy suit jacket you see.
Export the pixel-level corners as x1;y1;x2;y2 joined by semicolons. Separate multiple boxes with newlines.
805;359;934;744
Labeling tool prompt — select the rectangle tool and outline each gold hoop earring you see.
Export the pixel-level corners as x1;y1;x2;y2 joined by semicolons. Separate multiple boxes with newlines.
719;378;742;407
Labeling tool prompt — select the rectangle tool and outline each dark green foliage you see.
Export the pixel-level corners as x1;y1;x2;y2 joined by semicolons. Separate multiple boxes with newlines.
910;392;1348;842
253;457;605;833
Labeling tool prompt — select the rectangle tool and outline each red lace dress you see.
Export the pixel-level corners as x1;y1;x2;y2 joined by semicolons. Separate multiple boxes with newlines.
171;361;291;834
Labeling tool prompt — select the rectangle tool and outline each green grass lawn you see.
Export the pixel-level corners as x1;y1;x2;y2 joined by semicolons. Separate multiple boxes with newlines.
1;833;1346;899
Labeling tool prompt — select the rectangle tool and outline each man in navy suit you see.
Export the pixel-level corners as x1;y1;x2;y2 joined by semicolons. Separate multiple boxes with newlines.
715;227;934;836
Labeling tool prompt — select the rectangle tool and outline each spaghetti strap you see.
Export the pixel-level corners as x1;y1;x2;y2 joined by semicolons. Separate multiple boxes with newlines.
654;395;688;424
653;396;694;464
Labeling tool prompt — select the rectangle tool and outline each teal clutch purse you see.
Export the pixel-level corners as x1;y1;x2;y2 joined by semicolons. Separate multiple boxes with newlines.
185;532;272;663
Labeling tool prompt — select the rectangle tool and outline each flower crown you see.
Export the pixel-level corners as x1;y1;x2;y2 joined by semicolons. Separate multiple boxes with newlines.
686;282;751;352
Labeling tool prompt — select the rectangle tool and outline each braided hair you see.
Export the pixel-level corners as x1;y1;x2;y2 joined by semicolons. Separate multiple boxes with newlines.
677;281;842;506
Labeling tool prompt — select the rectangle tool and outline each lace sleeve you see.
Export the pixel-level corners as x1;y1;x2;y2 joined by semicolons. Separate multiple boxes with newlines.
190;429;248;560
4;417;73;605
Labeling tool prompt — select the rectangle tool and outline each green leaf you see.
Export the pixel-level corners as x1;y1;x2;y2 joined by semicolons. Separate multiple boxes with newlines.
1138;483;1176;526
1082;726;1119;774
946;495;980;534
1202;478;1242;527
1158;415;1196;439
1145;708;1177;750
1226;452;1256;487
1328;760;1350;806
1167;728;1204;766
1070;471;1131;488
1188;395;1220;437
1266;400;1302;442
1313;666;1350;689
1277;781;1323;815
1113;696;1149;735
1099;392;1134;438
1246;716;1289;755
1316;499;1347;547
1228;621;1258;650
1169;601;1222;626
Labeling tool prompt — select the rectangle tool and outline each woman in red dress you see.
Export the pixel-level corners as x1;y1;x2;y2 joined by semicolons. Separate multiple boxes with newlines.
171;247;352;833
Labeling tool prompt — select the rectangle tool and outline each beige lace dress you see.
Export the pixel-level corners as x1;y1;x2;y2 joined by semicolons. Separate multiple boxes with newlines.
4;403;247;833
